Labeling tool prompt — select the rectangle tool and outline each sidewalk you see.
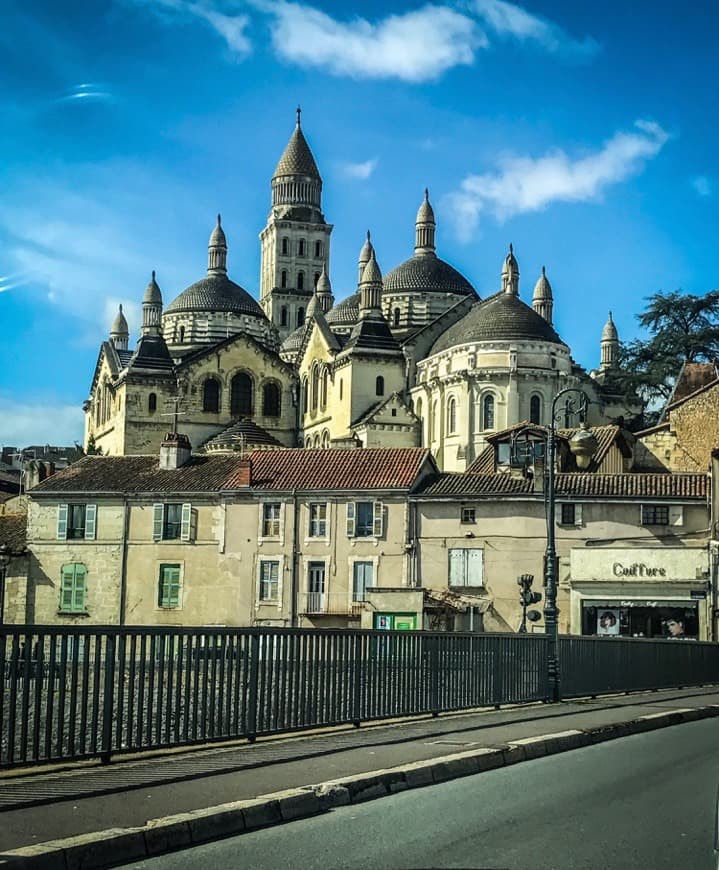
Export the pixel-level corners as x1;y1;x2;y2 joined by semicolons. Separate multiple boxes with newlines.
2;685;719;866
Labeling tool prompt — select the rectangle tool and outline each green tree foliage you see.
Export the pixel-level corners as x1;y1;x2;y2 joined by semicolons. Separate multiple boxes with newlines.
620;289;719;424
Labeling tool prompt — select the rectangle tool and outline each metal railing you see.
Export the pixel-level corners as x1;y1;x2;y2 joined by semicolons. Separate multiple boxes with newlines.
1;625;718;769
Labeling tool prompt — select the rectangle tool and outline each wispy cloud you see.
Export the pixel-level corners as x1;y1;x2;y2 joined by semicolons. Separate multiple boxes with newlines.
134;0;252;56
0;273;30;294
0;395;84;447
338;158;379;180
446;120;670;240
54;83;114;104
260;2;481;82
691;175;712;197
470;0;599;57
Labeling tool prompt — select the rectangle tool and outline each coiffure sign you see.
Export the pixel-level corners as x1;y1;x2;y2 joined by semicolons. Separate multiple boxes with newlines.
570;547;708;583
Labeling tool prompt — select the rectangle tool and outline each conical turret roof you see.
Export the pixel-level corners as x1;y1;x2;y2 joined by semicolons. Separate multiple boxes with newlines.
110;304;129;336
273;110;321;179
601;311;619;342
533;266;552;301
143;271;162;305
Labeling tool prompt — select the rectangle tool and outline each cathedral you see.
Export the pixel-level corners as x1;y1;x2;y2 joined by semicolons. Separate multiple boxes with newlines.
86;111;633;471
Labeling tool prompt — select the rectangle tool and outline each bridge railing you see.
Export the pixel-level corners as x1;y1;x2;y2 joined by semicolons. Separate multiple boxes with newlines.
1;625;716;769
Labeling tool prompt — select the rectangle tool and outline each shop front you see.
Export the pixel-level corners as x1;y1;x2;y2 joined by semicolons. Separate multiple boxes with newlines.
569;547;711;640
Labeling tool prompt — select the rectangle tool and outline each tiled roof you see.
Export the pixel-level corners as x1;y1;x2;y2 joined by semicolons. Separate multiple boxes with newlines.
466;445;494;474
666;362;718;409
229;447;433;491
416;472;707;499
30;455;248;494
0;513;27;554
202;419;282;451
273;124;321;179
383;254;475;297
165;274;265;318
326;293;360;328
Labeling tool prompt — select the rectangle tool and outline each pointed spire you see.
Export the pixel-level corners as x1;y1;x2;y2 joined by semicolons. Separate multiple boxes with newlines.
358;230;374;285
110;303;129;350
142;270;163;336
359;249;383;313
600;311;619;371
296;104;302;126
501;243;519;295
415;188;436;255
316;261;334;313
532;265;553;324
208;214;227;274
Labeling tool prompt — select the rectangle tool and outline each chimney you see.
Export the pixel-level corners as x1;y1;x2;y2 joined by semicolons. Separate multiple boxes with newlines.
159;433;192;470
24;459;55;490
232;457;252;487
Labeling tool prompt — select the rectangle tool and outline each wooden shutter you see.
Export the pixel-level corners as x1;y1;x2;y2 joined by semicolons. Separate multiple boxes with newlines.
669;505;684;526
574;504;583;527
373;501;384;537
346;502;356;537
60;564;75;610
467;548;483;585
181;503;192;541
84;504;97;540
449;549;465;586
153;504;164;541
73;565;87;612
57;504;68;540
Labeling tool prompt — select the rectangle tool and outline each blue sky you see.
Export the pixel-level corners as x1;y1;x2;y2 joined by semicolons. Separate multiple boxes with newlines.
0;0;717;446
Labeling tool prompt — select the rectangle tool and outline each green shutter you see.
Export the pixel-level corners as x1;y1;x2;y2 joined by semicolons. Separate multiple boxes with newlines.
60;564;86;613
159;565;181;607
73;566;87;611
57;504;68;540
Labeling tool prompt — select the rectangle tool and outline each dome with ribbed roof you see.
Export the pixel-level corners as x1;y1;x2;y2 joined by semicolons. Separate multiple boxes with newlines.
281;323;308;355
165;275;265;318
326;293;360;328
273;119;320;179
601;311;618;342
383;255;475;296
430;292;565;354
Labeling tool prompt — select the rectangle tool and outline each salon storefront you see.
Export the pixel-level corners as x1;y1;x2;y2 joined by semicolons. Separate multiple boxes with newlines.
569;547;711;640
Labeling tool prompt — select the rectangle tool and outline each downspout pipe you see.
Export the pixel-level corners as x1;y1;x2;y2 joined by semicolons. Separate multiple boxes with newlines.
119;497;130;626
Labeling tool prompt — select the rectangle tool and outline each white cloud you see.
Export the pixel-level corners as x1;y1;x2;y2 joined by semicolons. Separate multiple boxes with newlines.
446;120;670;240
692;175;712;197
338;158;379;180
135;0;252;57
258;2;483;82
0;395;84;447
470;0;599;56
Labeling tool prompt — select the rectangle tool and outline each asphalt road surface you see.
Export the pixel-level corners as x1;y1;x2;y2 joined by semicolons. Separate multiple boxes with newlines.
128;718;719;870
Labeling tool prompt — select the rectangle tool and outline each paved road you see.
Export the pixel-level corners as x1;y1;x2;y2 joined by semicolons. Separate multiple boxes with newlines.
129;717;719;870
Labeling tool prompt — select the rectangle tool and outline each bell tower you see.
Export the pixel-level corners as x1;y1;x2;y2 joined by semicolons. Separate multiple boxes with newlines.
259;108;333;342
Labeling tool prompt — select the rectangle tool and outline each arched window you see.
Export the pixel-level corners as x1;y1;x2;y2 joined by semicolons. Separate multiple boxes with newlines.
393;308;401;327
281;237;288;255
339;378;343;400
202;378;220;413
483;394;495;430
179;326;185;343
321;369;329;409
314;272;320;288
301;377;308;415
230;372;253;416
281;270;288;289
447;397;457;434
280;306;288;327
530;395;541;425
321;430;330;448
415;397;423;420
297;271;304;291
305;436;312;447
313;434;321;448
297;307;305;327
298;239;306;257
148;393;157;413
311;364;320;412
375;375;384;397
315;240;322;258
262;382;281;417
432;400;438;440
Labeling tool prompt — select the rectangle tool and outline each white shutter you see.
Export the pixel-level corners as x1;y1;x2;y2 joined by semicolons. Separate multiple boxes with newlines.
669;505;684;526
373;501;384;537
57;504;68;540
181;503;192;542
346;502;356;537
449;549;465;586
574;504;583;527
467;548;483;586
84;504;97;540
279;503;285;545
153;503;164;541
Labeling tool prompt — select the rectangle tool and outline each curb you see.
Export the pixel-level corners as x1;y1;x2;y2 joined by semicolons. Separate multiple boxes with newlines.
3;704;718;869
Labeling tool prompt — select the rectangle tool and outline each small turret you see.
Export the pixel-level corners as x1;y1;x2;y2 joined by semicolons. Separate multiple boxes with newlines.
142;271;163;336
316;262;334;313
532;266;553;325
414;188;436;256
208;215;227;274
110;304;129;350
501;244;520;296
358;230;374;286
600;311;619;371
359;250;383;314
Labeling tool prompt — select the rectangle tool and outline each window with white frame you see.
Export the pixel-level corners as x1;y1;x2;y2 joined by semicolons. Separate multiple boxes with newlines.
641;504;682;526
59;563;88;613
307;561;326;611
259;560;280;601
353;561;373;602
448;548;483;587
57;504;96;541
461;507;476;524
308;503;327;537
346;501;383;537
559;503;583;526
153;503;192;541
262;503;281;537
158;564;181;608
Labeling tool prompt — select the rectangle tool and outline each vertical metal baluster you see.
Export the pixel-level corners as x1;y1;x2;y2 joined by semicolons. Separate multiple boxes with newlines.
67;632;80;759
116;634;126;750
79;634;91;755
156;634;166;746
56;635;68;760
100;634;116;763
200;634;209;741
31;633;45;762
165;634;175;746
247;631;259;741
175;633;184;745
231;633;242;737
90;635;102;756
207;634;217;739
218;633;227;737
146;634;156;747
136;634;146;748
127;634;137;752
185;633;195;743
19;630;32;762
44;634;56;761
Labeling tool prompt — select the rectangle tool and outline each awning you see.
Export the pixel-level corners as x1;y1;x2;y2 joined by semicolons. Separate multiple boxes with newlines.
423;588;493;614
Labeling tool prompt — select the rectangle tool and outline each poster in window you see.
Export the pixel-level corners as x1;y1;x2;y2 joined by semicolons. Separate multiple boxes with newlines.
376;615;392;631
597;608;620;636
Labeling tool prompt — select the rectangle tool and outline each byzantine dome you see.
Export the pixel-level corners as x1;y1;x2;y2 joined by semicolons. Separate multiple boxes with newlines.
165;274;266;319
326;292;360;328
383;255;475;297
430;291;565;355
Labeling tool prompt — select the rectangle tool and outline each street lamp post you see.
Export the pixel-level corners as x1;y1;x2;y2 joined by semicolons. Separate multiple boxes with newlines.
544;387;595;702
0;544;10;626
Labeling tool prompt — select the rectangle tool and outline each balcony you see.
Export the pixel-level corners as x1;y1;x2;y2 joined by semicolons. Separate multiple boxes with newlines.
298;592;366;616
